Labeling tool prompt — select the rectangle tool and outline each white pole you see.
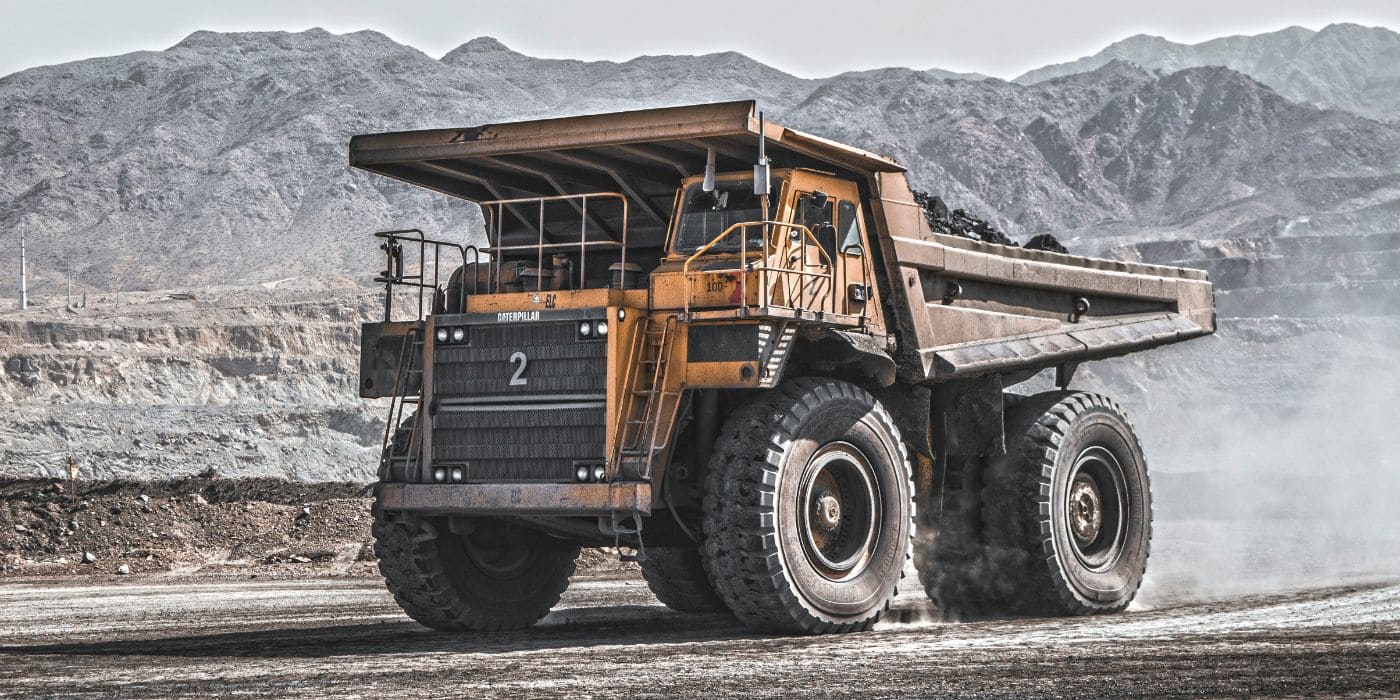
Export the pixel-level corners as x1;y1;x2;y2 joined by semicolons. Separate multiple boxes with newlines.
18;225;26;311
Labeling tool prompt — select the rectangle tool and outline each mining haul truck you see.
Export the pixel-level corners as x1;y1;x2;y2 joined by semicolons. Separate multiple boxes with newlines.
350;101;1215;634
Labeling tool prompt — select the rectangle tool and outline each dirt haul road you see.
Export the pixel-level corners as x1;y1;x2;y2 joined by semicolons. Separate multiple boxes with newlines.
1;574;1398;698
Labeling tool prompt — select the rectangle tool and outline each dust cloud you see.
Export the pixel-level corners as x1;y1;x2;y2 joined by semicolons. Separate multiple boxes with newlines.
1097;316;1400;606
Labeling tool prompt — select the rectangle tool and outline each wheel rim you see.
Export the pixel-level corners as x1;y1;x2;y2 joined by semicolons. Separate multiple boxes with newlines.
796;442;881;581
461;532;533;579
1064;445;1128;570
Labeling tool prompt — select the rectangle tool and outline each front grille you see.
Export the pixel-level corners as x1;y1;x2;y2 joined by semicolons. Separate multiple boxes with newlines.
429;316;607;483
432;402;605;482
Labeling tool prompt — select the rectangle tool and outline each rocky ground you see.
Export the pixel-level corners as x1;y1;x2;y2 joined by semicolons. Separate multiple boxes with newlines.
0;477;625;581
1;472;1395;697
1;575;1397;697
0;476;375;579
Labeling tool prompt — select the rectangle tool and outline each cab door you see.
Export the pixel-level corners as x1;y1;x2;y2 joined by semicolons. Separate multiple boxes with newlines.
791;191;835;313
832;199;871;319
795;191;871;320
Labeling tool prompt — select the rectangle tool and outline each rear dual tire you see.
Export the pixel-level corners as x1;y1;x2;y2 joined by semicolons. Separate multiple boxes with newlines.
917;391;1152;617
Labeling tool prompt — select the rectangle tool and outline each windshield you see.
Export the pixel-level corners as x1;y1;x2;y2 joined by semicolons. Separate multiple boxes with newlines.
672;179;782;254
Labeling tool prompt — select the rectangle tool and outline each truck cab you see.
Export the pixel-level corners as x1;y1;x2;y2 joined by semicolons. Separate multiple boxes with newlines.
649;168;882;331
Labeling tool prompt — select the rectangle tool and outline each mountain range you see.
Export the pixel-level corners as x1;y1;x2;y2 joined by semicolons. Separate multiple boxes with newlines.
1016;23;1400;121
2;23;1398;295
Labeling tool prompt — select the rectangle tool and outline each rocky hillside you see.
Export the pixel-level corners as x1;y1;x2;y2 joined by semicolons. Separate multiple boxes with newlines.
1016;23;1400;122
0;279;384;481
3;27;1399;295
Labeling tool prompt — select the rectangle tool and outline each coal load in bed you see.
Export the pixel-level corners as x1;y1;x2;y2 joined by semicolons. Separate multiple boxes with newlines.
911;190;1068;254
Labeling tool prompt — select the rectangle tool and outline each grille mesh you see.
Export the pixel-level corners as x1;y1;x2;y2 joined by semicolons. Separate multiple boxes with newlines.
433;323;606;397
430;320;607;482
432;404;605;482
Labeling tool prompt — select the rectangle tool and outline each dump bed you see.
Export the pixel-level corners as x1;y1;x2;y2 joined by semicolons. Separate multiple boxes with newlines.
870;170;1214;380
350;100;1214;383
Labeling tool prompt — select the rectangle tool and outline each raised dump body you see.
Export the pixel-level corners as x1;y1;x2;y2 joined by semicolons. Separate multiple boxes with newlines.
350;101;1215;634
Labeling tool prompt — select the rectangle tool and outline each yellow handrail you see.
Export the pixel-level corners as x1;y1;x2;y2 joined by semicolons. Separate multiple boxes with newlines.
681;220;835;316
681;221;828;271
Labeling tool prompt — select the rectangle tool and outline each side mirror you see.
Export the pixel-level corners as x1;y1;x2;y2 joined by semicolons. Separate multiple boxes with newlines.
810;190;829;209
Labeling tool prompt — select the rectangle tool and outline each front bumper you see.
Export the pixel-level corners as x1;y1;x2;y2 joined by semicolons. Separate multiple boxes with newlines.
377;482;652;516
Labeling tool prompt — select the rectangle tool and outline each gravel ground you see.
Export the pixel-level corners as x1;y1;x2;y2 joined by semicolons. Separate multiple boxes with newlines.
0;479;624;580
0;574;1397;698
3;478;1398;697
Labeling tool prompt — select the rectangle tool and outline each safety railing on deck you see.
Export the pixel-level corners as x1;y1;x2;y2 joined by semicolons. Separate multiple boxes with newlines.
481;192;630;292
681;221;846;320
374;192;630;321
374;229;481;322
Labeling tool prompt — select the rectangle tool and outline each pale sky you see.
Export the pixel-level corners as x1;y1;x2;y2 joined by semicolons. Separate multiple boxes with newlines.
1;0;1398;79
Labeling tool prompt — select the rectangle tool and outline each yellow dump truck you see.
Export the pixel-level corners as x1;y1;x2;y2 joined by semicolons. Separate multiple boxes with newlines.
350;101;1214;634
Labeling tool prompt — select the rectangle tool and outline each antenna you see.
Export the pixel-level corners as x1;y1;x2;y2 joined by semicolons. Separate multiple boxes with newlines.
755;111;771;225
18;223;26;311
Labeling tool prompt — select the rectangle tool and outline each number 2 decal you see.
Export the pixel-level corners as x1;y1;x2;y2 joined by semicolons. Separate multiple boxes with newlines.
509;351;529;386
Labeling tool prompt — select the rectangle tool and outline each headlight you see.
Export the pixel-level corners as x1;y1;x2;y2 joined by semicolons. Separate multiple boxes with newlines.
578;321;592;337
450;327;466;343
592;465;607;482
617;308;627;321
595;320;608;337
575;465;590;482
435;327;449;343
450;467;464;483
433;468;447;483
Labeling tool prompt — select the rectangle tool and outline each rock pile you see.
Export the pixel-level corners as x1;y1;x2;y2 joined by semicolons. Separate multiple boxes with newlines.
912;190;1068;253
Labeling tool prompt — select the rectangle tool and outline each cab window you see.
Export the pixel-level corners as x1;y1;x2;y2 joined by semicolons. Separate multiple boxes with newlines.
837;200;862;255
796;192;835;259
673;179;783;254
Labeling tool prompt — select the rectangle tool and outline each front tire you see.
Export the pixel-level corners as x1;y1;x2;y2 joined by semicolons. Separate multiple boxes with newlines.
372;492;581;631
702;378;912;634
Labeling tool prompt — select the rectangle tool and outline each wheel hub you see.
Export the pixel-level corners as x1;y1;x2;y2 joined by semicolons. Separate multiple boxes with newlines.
1064;445;1130;571
813;492;842;532
797;442;881;581
461;526;534;578
1068;475;1103;544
